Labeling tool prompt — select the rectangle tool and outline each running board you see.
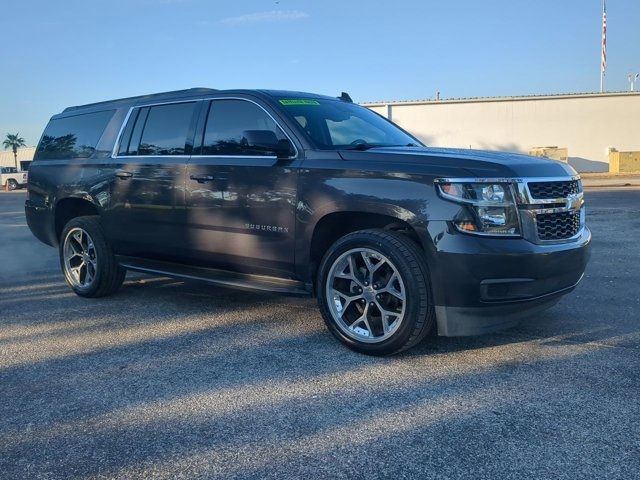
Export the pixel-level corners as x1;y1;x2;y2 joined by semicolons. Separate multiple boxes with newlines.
116;256;312;297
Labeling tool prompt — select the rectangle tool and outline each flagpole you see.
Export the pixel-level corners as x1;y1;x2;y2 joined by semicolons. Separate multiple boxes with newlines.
600;0;606;93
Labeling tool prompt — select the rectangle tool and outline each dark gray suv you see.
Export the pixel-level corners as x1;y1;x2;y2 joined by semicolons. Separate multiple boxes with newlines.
25;88;591;355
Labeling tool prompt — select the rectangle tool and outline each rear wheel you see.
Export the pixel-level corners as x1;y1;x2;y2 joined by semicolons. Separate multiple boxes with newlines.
6;179;18;191
59;216;126;297
317;229;435;355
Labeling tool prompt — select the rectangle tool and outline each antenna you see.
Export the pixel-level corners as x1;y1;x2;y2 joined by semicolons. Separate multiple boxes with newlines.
338;92;353;103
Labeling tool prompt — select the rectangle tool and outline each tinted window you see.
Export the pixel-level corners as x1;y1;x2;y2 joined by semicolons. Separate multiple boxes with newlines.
326;116;388;145
35;110;115;160
201;100;289;156
121;102;195;156
277;99;420;150
118;108;149;156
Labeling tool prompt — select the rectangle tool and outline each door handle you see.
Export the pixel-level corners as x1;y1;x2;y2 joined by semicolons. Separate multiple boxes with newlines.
115;171;133;179
190;174;215;183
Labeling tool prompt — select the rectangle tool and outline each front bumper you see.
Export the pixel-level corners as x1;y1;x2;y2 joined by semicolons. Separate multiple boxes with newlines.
424;222;591;336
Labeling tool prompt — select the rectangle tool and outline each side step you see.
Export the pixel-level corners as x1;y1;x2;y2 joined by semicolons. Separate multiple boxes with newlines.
116;256;312;297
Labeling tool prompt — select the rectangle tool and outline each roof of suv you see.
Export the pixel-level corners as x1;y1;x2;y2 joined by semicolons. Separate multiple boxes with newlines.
62;88;338;114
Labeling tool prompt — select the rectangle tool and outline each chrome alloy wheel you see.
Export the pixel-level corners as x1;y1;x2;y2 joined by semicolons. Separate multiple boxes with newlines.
325;248;406;343
63;227;98;289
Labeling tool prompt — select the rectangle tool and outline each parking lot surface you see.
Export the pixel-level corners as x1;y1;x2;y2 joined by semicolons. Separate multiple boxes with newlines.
1;188;639;479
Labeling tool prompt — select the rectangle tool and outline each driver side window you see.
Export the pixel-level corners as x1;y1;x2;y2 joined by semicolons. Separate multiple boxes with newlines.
201;100;289;156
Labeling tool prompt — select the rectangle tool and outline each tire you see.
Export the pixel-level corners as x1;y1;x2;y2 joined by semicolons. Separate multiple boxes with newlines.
6;179;18;191
59;215;126;298
317;229;435;355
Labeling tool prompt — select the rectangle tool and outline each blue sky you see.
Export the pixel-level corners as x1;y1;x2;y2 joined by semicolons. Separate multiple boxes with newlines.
1;0;638;146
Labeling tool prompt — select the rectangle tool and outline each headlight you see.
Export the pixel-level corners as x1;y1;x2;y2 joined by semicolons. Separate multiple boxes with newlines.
436;180;520;236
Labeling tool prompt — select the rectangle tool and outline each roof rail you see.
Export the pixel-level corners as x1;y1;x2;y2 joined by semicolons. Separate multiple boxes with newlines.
63;87;218;112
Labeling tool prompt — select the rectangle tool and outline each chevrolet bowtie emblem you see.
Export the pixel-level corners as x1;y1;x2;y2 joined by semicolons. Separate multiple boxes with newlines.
566;193;583;211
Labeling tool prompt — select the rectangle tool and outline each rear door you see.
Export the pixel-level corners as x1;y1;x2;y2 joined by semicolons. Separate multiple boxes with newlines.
184;98;300;277
105;101;200;259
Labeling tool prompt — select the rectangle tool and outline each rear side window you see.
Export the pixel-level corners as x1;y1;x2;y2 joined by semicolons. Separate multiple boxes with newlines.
118;102;196;156
34;110;115;160
201;100;289;156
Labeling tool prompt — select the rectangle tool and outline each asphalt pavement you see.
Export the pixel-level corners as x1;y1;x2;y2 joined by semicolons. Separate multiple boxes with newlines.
0;188;639;479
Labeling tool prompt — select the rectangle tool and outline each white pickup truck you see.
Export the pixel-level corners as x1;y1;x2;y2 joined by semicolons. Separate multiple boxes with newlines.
1;167;28;190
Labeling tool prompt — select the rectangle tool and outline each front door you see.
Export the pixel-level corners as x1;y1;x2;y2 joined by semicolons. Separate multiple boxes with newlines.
105;101;199;260
184;98;299;277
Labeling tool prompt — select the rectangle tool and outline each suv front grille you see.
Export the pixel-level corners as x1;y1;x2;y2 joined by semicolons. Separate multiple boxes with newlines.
536;210;581;240
528;180;580;199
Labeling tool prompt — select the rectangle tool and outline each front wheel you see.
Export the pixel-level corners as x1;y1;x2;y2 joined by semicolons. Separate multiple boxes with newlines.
317;229;435;355
6;179;18;191
59;216;126;297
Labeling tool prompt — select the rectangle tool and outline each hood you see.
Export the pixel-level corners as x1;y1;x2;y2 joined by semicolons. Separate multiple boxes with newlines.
338;146;577;178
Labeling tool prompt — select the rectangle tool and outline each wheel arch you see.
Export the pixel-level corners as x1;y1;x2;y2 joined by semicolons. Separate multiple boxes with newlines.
54;196;101;243
302;202;433;292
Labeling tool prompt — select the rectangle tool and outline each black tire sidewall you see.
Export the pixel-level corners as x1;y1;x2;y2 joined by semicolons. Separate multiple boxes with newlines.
317;231;430;355
59;216;113;297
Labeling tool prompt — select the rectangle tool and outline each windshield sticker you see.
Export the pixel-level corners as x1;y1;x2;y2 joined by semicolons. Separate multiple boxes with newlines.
279;99;320;106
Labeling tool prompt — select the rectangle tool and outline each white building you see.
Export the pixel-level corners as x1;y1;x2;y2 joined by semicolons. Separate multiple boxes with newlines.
0;146;36;171
364;91;640;172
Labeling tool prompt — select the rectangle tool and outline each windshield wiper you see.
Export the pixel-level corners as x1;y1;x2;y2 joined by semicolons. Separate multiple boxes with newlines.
343;142;419;151
344;142;377;151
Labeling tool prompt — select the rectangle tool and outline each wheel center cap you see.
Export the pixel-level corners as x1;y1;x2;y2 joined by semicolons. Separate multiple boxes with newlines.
363;286;376;302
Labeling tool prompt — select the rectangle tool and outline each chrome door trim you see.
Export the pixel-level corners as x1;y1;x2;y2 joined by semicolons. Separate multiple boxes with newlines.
111;96;299;160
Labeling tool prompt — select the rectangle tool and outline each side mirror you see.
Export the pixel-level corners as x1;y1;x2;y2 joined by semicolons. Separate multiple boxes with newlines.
274;138;294;159
241;130;294;159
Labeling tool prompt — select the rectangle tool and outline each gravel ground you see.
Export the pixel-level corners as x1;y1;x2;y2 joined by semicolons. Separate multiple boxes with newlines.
0;189;639;479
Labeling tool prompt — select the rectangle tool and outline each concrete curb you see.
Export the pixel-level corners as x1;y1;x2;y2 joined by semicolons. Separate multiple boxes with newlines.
581;175;640;188
583;183;640;188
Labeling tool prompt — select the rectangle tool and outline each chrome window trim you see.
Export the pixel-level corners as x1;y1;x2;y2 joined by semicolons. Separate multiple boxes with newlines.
111;96;299;160
110;99;200;158
114;154;276;160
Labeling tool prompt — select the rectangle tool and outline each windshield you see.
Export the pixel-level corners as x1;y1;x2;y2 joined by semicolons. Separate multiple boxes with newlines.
275;98;422;150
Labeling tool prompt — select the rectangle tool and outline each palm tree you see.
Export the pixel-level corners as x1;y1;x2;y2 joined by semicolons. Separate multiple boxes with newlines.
3;133;27;170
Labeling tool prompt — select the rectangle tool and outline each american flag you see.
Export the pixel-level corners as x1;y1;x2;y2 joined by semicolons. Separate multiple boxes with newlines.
601;0;607;76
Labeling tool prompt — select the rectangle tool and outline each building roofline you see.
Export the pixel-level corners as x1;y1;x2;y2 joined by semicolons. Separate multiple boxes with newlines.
362;91;640;107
